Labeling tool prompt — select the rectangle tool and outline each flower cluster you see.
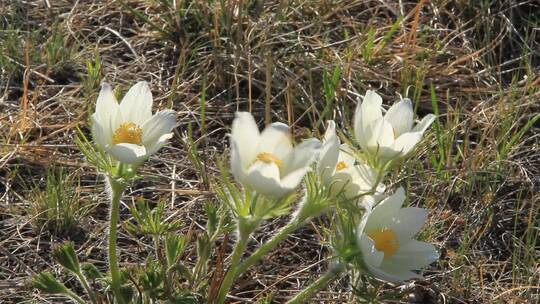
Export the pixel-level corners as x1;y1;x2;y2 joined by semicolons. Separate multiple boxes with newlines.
34;83;439;304
228;90;438;285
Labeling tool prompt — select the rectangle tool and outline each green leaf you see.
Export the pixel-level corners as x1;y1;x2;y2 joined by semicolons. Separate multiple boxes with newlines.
52;242;81;274
82;263;104;280
129;199;180;236
165;234;187;266
499;113;540;160
315;66;342;129
32;272;68;294
174;264;193;281
118;284;134;304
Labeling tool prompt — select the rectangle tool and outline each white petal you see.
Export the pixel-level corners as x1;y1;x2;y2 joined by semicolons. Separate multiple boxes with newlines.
389;240;439;269
145;133;173;156
280;167;310;193
95;83;119;120
108;143;147;164
357;207;372;233
110;107;124;133
359;194;384;210
230;139;249;186
91;114;110;148
141;110;177;146
362;118;401;160
323;120;339;143
331;164;376;199
328;170;354;195
94;83;119;140
374;262;422;282
119;81;153;125
256;122;292;159
318;121;340;182
358;233;384;267
389;207;427;241
393;132;423;155
337;144;355;168
412;114;436;133
385;99;413;137
360;90;383;130
245;162;284;197
366;118;395;152
377;146;403;162
364;187;405;232
354;90;383;142
355;129;371;154
231;112;260;167
284;138;321;175
347;164;378;189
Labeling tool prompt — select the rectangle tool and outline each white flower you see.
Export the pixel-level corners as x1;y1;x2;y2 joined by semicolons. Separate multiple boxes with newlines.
317;121;380;201
357;187;439;282
91;82;176;164
230;112;321;197
354;90;435;161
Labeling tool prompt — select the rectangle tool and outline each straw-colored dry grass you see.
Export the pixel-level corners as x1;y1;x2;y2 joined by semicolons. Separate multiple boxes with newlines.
1;0;538;303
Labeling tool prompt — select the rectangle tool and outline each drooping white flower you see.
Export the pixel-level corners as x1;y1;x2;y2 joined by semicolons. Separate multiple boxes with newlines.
230;112;321;198
354;90;435;162
91;82;176;164
357;187;439;282
317;121;380;201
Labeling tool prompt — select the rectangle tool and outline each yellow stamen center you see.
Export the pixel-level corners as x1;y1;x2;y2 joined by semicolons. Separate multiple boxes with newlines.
255;152;283;168
336;161;348;172
112;122;143;145
368;229;400;258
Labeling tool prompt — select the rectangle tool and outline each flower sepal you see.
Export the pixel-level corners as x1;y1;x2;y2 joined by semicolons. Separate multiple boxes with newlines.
236;215;263;238
32;272;70;294
250;191;298;220
76;127;143;181
76;127;115;174
330;210;367;269
216;170;298;221
293;171;335;222
110;162;140;181
52;242;81;274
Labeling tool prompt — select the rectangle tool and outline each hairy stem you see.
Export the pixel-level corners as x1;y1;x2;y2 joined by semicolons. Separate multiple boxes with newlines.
215;234;250;304
286;266;342;304
225;193;328;298
236;219;301;277
66;288;87;304
75;270;98;304
107;176;126;304
215;216;261;304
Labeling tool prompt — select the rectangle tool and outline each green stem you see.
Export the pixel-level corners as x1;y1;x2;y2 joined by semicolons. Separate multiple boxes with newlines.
108;176;127;304
215;233;250;304
216;216;262;304
286;267;342;304
222;195;328;298
65;288;86;304
235;219;301;277
75;270;98;304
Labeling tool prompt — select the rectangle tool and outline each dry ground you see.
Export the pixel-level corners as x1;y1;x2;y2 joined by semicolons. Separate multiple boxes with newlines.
1;0;539;303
